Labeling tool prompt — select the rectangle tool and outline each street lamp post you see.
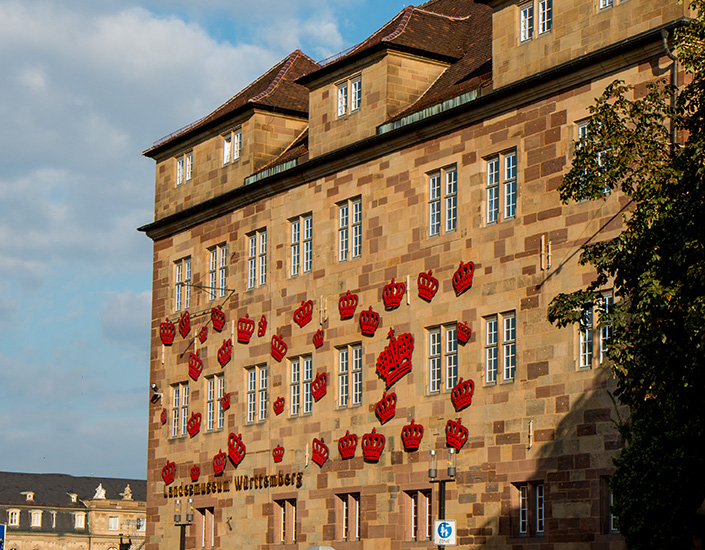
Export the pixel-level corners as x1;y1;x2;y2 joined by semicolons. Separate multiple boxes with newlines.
428;448;456;549
174;498;193;550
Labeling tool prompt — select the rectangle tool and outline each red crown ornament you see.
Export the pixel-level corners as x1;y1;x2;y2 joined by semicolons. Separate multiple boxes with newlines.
375;391;397;424
272;445;285;463
383;278;406;309
218;338;233;367
339;291;358;320
237;314;255;343
258;314;267;337
161;460;175;485
211;306;226;332
401;420;424;451
376;328;414;388
213;450;227;475
359;306;379;337
160;318;175;345
228;433;246;467
452;261;475;295
417;270;439;302
188;352;203;381
294;300;313;328
446;418;469;450
160;408;167;425
271;334;287;362
457;321;471;345
338;430;358;459
311;372;327;402
198;325;208;344
273;397;285;416
451;377;475;411
187;412;201;437
311;437;329;467
179;310;191;338
220;392;230;411
190;465;200;482
312;329;324;349
362;427;385;462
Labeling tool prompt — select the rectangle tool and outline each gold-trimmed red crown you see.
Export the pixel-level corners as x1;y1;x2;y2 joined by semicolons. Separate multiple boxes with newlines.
228;433;246;467
375;328;414;388
161;460;176;485
383;278;406;309
257;314;267;337
273;397;285;416
457;321;471;345
362;427;385;461
311;372;327;402
446;418;469;450
178;310;191;338
451;377;475;411
188;352;203;381
339;291;358;319
218;338;233;367
271;334;287;362
213;450;227;475
375;391;397;424
338;430;358;459
401;420;424;451
237;314;255;343
272;445;285;463
294;300;313;328
220;392;230;411
190;465;200;482
160;408;167;425
198;325;208;344
160;318;175;345
311;437;329;467
452;261;475;295
360;306;379;337
187;412;201;437
417;270;439;302
312;329;324;349
211;306;226;332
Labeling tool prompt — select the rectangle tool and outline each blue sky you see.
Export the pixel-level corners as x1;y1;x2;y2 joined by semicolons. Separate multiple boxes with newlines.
0;0;405;479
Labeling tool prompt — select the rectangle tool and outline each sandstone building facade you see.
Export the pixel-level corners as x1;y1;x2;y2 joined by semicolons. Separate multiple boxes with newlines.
140;0;690;548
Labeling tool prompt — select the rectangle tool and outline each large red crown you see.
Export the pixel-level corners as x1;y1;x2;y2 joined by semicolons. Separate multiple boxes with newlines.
237;314;255;344
312;329;324;349
271;334;287;362
375;391;397;424
198;325;208;344
311;372;327;402
220;392;230;411
190;465;200;482
272;445;285;463
161;460;176;485
294;300;313;328
417;270;439;302
383;278;406;309
160;318;175;345
376;329;414;388
338;430;358;459
211;306;226;332
258;314;267;337
360;306;379;337
401;420;424;451
160;408;167;425
188;352;203;381
457;321;471;345
339;291;358;319
228;433;246;467
452;261;475;295
187;412;201;437
213;450;227;475
218;338;233;367
362;427;385;461
451;377;475;411
273;397;285;416
178;310;191;338
312;437;329;467
446;418;469;450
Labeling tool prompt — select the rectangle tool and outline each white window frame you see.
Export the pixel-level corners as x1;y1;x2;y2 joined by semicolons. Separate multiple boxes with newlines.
337;344;362;408
208;244;227;300
486;150;517;224
517;482;545;536
338;198;362;262
485;311;517;384
74;513;86;530
108;516;119;531
290;214;312;277
30;510;42;528
538;0;552;34
171;382;189;438
276;499;296;544
579;290;614;369
519;2;534;41
175;152;193;186
428;325;458;393
336;75;362;118
247;229;267;289
174;256;191;311
8;509;19;527
407;490;432;541
428;166;458;237
246;365;267;424
599;0;613;8
520;0;551;41
338;493;360;541
136;517;146;531
205;374;223;431
222;128;242;165
290;355;313;417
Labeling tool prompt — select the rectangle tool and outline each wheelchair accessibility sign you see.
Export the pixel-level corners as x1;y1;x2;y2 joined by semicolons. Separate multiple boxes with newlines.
433;519;456;545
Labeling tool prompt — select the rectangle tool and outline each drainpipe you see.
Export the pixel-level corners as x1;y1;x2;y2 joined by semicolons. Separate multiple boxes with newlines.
661;29;679;151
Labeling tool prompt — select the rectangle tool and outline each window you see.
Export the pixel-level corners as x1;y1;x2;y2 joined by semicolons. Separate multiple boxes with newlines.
520;0;551;40
30;510;42;528
428;166;457;236
485;311;517;384
175;152;193;186
290;355;313;416
206;374;224;431
171;382;189;438
174;257;191;311
8;510;19;526
275;499;297;544
222;129;242;165
577;120;611;196
428;325;458;393
136;517;146;531
337;75;362;117
247;229;267;289
538;0;552;33
486;150;517;224
338;493;360;541
197;507;214;549
579;290;614;369
516;483;544;536
406;490;432;541
337;344;362;408
338;198;362;262
108;516;119;531
599;0;613;8
246;365;267;423
290;214;312;277
74;513;85;530
207;244;227;300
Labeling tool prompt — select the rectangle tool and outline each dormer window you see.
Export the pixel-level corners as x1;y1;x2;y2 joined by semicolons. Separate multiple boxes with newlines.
25;492;34;501
69;493;77;503
223;129;242;165
337;76;362;118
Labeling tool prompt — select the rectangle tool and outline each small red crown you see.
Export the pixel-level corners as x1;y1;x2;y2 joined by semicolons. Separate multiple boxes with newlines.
360;306;379;337
160;408;167;425
273;397;285;415
198;325;208;343
187;412;201;437
401;420;424;451
294;300;313;328
457;321;471;345
272;445;285;463
312;329;324;349
161;460;176;485
339;291;358;320
188;352;203;381
213;450;227;475
375;391;397;424
258;314;267;337
237;314;255;344
220;392;230;411
446;418;469;450
311;437;329;467
376;329;415;388
178;310;191;338
190;465;200;482
452;261;475;295
451;377;475;411
271;334;287;362
362;427;385;462
338;430;358;459
211;306;226;332
160;318;175;345
417;270;439;301
218;338;233;367
311;372;327;402
383;278;406;309
228;433;246;467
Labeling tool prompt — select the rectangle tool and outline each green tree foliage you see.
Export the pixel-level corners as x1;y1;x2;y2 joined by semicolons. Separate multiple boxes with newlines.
547;3;705;548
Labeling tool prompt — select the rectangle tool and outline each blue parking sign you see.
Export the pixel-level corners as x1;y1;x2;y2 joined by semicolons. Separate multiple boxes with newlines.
1;523;6;550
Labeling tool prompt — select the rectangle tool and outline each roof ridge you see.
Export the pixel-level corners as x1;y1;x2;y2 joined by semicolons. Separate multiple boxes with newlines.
382;6;415;43
412;7;472;21
249;51;302;104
